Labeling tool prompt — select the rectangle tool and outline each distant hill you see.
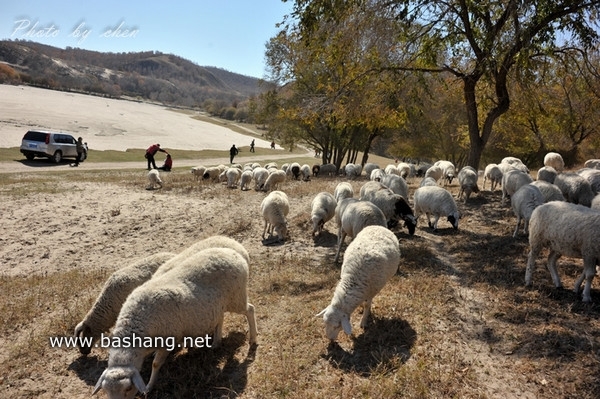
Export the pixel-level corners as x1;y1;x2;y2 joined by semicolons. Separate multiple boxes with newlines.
0;40;266;108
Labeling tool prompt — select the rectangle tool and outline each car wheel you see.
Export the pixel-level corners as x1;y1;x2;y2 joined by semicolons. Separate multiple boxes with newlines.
25;153;35;161
52;151;62;163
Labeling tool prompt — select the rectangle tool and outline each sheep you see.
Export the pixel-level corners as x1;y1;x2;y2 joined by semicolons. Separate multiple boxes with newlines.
311;191;337;236
312;164;320;177
415;162;432;178
359;181;416;234
530;180;565;203
499;157;529;174
264;162;278;170
536;166;558;184
344;163;362;179
457;166;480;202
191;165;206;180
370;168;385;182
334;200;387;263
380;173;409;200
289;162;301;180
584;159;600;169
252;167;269;191
543;152;565;172
384;164;401;176
240;170;253;191
577;168;600;194
510;184;544;238
363;163;380;180
424;165;443;183
333;181;354;203
317;225;400;340
261;169;286;191
413;185;460;231
74;252;176;355
396;162;411;179
419;176;438;187
92;247;258;398
592;194;600;210
146;169;162;190
225;167;241;188
202;166;222;182
434;160;456;185
483;163;503;191
300;164;311;181
251;162;262;169
318;163;338;177
261;190;290;242
501;169;533;203
553;172;595;206
525;201;600;302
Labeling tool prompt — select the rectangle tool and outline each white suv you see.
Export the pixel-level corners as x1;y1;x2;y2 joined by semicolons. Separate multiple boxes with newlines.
20;130;85;163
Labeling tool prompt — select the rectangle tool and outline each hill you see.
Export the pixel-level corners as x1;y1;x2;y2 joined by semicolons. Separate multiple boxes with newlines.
0;40;266;107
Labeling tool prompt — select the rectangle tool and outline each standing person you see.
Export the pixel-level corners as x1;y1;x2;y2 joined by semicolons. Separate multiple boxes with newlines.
145;143;167;170
229;144;239;164
270;141;275;149
157;153;172;171
250;139;255;152
71;137;85;167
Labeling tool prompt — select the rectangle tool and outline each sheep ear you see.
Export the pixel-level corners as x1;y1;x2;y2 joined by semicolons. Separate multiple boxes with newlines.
131;369;147;394
342;315;353;335
92;369;107;395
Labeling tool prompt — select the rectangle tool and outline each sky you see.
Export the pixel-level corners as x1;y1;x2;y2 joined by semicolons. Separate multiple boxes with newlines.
0;0;294;79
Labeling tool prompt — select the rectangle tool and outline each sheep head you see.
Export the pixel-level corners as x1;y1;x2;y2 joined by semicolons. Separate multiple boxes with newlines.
93;366;147;399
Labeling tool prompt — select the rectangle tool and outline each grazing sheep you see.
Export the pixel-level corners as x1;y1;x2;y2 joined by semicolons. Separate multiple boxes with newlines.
300;164;311;181
415;162;432;178
318;163;338;177
384;164;401;176
311;192;337;236
419;176;438;187
261;169;286;191
424;165;443;183
225;167;241;188
317;225;400;340
240;170;253;191
370;168;385;182
396;162;411;179
510;184;544;238
543;152;565;172
334;200;387;263
333;182;354;203
289;162;301;180
74;252;176;355
525;201;600;302
147;169;162;190
264;162;278;170
261;190;290;242
359;181;416;234
530;180;565;203
203;166;222;182
499;157;529;174
312;164;320;177
191;165;206;180
344;163;362;179
457;166;480;202
413;185;460;231
434;160;456;185
536;166;558;184
380;174;409;200
577;168;600;194
252;167;269;191
554;172;595;206
483;163;503;191
363;163;380;180
584;159;600;169
501;169;533;203
92;247;258;398
251;162;262;169
592;194;600;210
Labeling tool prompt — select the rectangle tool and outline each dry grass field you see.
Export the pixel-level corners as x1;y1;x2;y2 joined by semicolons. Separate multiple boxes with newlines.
0;165;599;399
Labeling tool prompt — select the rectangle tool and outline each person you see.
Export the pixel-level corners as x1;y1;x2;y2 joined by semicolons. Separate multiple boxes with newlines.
71;137;85;167
270;141;275;149
145;143;167;170
250;139;255;153
229;144;239;164
157;153;172;171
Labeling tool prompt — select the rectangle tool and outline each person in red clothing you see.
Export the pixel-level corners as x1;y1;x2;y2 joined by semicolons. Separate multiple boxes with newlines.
157;153;173;171
145;143;167;170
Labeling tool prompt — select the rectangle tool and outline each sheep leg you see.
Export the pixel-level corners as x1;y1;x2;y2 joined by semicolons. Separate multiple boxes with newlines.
334;231;346;263
147;348;170;393
523;219;529;236
246;303;258;344
360;298;372;329
262;220;268;239
512;216;521;238
525;246;541;286
546;250;563;288
432;215;440;231
576;257;597;303
425;213;433;228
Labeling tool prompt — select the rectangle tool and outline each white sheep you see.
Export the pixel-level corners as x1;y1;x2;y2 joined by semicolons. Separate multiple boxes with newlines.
74;252;176;355
592;194;600;210
289;162;301;180
300;164;311;181
380;174;409;200
333;181;354;203
191;165;206;180
334;200;387;263
554;172;595;207
252;167;269;191
501;169;533;203
510;184;544;238
311;191;337;236
370;168;385;182
543;152;565;172
225;167;241;188
261;190;290;242
317;225;400;340
457;166;480;202
577;168;600;194
359;181;416;234
433;160;456;185
525;201;600;302
344;163;362;179
424;165;443;183
92;247;258;397
483;163;503;191
536;166;557;184
530;180;565;203
146;169;162;190
202;166;222;182
499;157;529;174
261;169;286;191
413;185;460;231
584;159;600;169
318;163;338;177
384;164;401;176
240;170;253;191
419;176;438;187
396;162;411;179
363;163;380;180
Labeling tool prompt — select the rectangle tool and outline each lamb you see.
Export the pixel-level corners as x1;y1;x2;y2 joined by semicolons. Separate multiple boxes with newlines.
359;181;416;234
530;180;565;203
318;163;338;177
92;247;258;398
240;170;253;191
261;169;286;191
74;252;176;355
380;174;409;200
317;225;400;340
310;191;337;236
190;165;206;180
413;185;460;231
363;163;380;180
334;200;387;263
433;160;456;185
483;163;503;191
510;184;544;238
333;181;354;203
543;152;565;172
584;159;600;169
525;201;600;302
261;190;290;242
300;164;311;181
457;166;480;202
252;167;269;191
146;169;162;190
225;167;241;188
424;165;443;183
536;166;558;184
501;169;533;203
553;172;595;206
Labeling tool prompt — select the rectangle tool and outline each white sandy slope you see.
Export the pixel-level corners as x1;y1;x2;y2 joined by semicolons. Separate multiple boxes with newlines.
0;84;276;152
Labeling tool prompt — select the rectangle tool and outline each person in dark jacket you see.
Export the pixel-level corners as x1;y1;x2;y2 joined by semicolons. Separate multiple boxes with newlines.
145;143;167;170
157;153;173;171
229;144;239;164
71;137;85;167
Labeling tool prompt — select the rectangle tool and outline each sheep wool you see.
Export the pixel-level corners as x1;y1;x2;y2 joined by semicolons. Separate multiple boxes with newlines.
333;182;354;203
483;163;503;191
501;169;533;203
554;172;595;207
457;166;479;202
261;190;290;242
147;169;162;190
240;170;253;191
510;184;544;238
310;191;337;236
413;185;460;231
380;174;409;200
530;180;565;203
261;169;286;191
543;152;565;172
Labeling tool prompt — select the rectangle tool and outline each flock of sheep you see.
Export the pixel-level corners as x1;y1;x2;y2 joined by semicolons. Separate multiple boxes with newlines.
92;154;600;397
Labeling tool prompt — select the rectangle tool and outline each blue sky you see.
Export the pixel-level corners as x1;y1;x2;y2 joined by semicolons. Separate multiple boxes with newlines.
0;1;294;78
